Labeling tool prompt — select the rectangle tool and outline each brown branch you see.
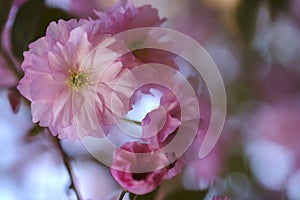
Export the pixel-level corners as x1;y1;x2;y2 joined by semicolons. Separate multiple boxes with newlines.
54;137;83;200
119;190;127;200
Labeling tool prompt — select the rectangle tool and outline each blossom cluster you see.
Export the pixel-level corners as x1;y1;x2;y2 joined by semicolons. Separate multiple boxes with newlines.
2;0;299;199
13;0;206;197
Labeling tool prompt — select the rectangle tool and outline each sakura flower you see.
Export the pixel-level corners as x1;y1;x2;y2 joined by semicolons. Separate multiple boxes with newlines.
138;87;184;179
125;65;200;179
17;19;129;139
141;88;181;147
110;142;169;195
94;0;169;71
96;0;166;34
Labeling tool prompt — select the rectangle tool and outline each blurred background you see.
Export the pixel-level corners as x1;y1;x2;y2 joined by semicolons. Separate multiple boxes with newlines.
1;0;300;199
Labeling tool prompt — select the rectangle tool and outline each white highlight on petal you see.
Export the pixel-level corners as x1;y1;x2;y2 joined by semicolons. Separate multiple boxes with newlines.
126;88;163;122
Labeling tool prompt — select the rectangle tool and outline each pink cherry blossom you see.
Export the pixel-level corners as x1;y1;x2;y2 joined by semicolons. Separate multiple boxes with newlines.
96;0;166;34
164;151;184;180
126;63;200;180
141;89;181;147
110;142;169;195
139;88;184;179
17;19;129;139
123;78;190;181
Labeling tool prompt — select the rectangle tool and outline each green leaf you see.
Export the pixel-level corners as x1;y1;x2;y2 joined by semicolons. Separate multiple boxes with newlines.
235;0;260;45
12;0;72;59
0;0;13;34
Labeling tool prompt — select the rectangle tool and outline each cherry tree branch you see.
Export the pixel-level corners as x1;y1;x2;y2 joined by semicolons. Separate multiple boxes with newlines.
54;137;83;200
119;190;127;200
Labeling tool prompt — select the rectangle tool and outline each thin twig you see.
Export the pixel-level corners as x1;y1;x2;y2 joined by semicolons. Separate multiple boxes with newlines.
119;190;127;200
54;137;83;200
132;194;138;200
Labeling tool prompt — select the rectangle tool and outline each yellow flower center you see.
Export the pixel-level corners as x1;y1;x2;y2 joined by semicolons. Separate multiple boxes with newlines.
67;67;92;91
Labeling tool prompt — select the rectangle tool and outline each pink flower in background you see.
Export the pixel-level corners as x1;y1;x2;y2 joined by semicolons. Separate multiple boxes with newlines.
182;97;225;190
110;142;169;195
183;144;222;190
257;67;300;103
0;56;17;89
247;101;300;153
67;0;102;18
96;0;165;34
244;99;300;192
47;0;117;18
17;19;128;139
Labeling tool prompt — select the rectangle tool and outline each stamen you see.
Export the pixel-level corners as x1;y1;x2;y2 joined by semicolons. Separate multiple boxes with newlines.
67;67;93;91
